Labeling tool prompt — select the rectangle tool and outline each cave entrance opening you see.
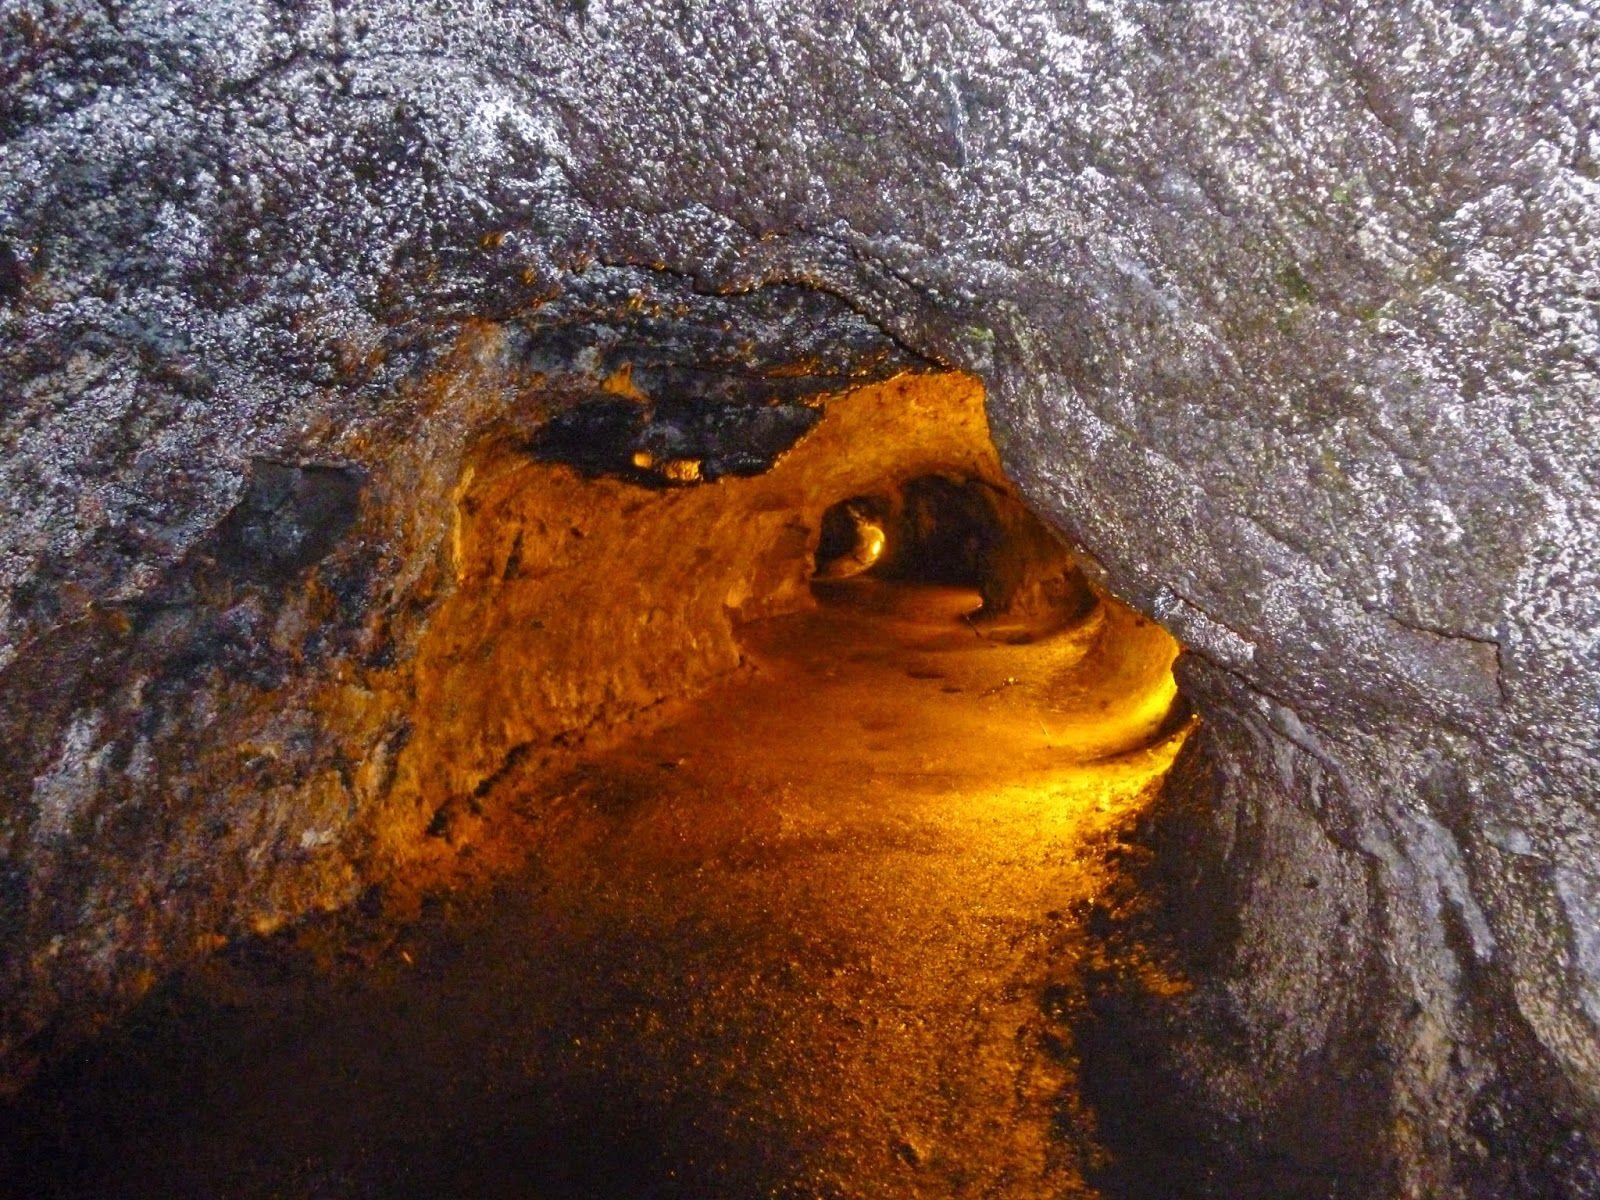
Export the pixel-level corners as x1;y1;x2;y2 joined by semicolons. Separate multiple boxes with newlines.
3;370;1194;1200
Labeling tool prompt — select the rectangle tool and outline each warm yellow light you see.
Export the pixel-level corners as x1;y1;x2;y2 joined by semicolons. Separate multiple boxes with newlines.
855;521;886;570
816;514;887;580
661;458;703;483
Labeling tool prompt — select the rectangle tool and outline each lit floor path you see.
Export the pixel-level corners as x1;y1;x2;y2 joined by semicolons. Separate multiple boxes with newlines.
2;583;1185;1200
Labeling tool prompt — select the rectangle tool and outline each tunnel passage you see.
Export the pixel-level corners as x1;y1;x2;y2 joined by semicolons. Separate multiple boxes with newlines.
814;473;1098;631
378;370;1183;854
0;369;1195;1199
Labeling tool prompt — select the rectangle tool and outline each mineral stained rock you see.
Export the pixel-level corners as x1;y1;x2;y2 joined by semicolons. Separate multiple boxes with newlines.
2;3;1597;1195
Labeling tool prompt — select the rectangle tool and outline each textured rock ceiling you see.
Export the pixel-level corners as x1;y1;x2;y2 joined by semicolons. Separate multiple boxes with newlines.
2;3;1598;1195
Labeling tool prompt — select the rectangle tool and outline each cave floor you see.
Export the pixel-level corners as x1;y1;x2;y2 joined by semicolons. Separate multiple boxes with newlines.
2;581;1186;1200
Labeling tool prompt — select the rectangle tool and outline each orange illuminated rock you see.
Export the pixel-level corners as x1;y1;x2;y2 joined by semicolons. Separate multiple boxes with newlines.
385;370;1106;860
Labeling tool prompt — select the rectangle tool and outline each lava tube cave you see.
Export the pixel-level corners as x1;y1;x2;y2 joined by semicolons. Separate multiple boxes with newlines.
7;10;1599;1198
0;371;1195;1199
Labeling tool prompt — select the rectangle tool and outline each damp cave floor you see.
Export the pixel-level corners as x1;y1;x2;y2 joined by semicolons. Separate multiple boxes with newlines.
2;581;1186;1200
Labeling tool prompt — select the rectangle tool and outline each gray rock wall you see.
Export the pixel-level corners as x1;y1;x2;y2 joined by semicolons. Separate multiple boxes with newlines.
3;2;1597;1193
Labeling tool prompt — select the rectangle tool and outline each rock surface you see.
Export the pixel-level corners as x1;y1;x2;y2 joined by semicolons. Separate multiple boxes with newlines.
2;2;1597;1195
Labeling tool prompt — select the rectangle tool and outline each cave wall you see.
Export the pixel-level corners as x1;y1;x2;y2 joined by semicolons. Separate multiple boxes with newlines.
0;280;962;1081
388;371;1013;858
2;2;1598;1194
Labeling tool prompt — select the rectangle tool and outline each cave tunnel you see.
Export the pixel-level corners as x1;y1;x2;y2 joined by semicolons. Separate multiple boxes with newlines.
8;9;1597;1198
0;363;1198;1200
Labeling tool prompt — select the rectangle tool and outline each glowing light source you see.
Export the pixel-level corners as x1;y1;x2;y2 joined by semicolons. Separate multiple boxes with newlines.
661;458;703;483
853;520;887;570
815;503;888;579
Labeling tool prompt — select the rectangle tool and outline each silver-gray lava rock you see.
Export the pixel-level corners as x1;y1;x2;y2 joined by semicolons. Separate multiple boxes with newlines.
2;3;1597;1196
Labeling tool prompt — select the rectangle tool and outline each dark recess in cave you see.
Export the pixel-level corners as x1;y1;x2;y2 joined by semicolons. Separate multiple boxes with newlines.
529;394;824;486
211;461;367;585
0;240;24;302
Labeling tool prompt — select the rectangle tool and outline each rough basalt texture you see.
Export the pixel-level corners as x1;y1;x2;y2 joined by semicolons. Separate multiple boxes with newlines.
2;2;1597;1194
391;371;1025;865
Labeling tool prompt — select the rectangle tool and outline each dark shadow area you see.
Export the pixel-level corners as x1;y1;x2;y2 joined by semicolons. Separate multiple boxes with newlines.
812;472;1095;631
0;913;816;1200
887;474;1003;589
529;395;823;487
1063;734;1392;1200
212;460;366;585
0;238;26;302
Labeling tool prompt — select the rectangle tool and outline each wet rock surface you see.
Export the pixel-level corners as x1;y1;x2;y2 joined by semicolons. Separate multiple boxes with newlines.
2;2;1598;1195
